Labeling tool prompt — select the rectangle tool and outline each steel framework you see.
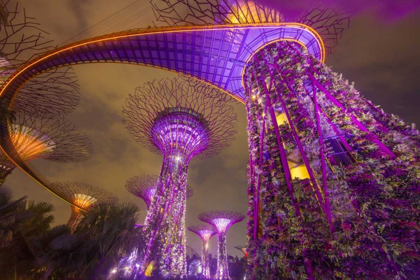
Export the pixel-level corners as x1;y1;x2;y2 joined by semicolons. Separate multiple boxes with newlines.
188;224;217;278
122;77;237;278
151;0;351;54
198;210;244;280
243;40;420;279
50;181;118;229
0;0;81;118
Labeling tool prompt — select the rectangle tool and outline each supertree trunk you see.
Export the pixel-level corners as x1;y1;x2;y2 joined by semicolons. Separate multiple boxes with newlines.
216;231;229;280
67;206;82;230
244;41;420;279
142;155;188;278
202;240;210;278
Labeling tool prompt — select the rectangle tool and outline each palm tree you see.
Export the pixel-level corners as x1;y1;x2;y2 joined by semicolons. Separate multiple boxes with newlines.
37;203;142;279
0;187;55;279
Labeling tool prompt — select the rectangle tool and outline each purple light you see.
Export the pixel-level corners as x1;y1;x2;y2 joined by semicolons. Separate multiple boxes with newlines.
188;224;217;278
123;78;237;278
198;211;244;279
212;218;232;233
151;107;210;161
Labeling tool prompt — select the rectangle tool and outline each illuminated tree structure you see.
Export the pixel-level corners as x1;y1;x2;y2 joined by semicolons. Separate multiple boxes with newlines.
51;181;118;229
198;210;244;280
125;175;194;210
188;224;217;278
242;40;420;279
151;1;420;278
122;77;237;278
234;246;247;258
0;114;93;185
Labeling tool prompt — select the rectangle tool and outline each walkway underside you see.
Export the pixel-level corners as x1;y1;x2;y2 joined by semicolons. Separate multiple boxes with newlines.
0;23;324;206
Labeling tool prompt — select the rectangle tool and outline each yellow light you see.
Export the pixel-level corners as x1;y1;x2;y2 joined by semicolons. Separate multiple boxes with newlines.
73;194;97;210
228;1;283;24
276;113;289;126
10;125;55;161
145;260;155;276
205;242;209;250
288;162;310;180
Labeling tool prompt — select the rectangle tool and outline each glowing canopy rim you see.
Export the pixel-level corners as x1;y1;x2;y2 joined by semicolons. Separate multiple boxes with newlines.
0;23;324;208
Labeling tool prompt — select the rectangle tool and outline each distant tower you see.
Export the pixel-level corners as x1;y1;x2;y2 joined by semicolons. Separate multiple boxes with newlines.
126;175;194;210
51;181;118;229
0;114;93;185
199;210;244;280
188;224;217;278
123;77;237;277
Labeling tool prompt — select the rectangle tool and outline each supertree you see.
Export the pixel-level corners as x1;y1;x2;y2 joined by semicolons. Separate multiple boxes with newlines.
126;175;194;210
149;1;420;279
122;77;238;278
50;181;118;229
0;0;80;119
198;210;244;280
188;224;217;278
234;246;247;258
0;111;94;185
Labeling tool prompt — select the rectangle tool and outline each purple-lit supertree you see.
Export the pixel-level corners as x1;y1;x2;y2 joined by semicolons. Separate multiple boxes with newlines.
188;224;217;278
0;112;93;185
122;77;237;278
126;175;194;210
151;1;420;279
199;211;244;280
51;181;118;229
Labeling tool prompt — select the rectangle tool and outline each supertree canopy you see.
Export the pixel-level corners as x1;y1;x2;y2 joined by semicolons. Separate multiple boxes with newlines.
50;181;118;229
188;224;217;278
151;0;351;54
122;77;238;278
234;246;247;258
126;175;194;210
0;112;94;185
0;1;81;119
199;210;244;280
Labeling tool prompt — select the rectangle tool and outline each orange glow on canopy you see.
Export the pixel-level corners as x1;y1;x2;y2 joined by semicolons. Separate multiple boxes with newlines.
228;1;283;24
9;125;55;161
73;194;97;210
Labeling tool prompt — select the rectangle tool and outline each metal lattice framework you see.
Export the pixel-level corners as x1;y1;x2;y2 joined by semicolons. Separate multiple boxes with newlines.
0;0;80;118
151;0;351;53
188;224;217;278
122;77;237;160
199;210;244;280
126;174;193;209
0;111;94;185
123;77;237;278
50;181;118;229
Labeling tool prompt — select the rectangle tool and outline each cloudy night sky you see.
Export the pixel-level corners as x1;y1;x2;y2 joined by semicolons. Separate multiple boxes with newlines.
5;0;420;258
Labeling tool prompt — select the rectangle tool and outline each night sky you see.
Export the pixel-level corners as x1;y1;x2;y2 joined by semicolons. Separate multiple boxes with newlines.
6;0;420;258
